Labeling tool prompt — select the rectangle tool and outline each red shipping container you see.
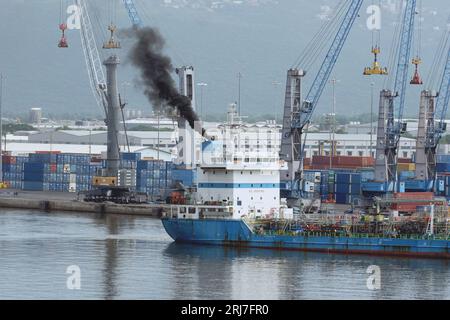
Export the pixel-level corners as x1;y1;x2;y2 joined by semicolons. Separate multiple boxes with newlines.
393;192;434;200
398;158;413;163
2;155;16;165
50;164;57;173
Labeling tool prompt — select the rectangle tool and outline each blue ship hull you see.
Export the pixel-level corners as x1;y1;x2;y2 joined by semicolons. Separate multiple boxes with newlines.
162;218;450;259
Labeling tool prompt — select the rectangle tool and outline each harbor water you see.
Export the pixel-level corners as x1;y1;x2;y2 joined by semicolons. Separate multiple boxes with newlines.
0;209;449;300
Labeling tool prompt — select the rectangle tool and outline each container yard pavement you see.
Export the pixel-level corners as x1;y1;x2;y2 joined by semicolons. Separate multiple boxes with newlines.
0;190;78;201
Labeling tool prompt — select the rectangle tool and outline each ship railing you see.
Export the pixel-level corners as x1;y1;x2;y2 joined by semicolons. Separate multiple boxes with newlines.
260;230;450;241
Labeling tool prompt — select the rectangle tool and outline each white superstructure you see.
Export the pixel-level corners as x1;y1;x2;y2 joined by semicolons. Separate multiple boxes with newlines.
198;104;286;219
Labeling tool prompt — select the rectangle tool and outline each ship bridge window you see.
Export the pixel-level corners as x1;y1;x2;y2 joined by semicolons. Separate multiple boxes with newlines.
180;207;186;214
188;207;196;214
237;200;242;206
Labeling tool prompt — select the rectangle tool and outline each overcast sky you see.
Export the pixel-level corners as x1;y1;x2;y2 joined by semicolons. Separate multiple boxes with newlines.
1;0;450;120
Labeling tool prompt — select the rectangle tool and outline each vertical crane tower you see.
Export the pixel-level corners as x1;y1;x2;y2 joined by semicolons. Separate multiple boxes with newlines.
368;0;417;193
415;27;450;188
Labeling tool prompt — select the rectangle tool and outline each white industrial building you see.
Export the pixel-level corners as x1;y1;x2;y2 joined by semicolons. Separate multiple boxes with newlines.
27;130;177;150
4;115;450;162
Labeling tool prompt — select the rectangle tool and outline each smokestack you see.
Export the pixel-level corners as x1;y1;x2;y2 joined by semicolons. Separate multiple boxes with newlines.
104;55;121;177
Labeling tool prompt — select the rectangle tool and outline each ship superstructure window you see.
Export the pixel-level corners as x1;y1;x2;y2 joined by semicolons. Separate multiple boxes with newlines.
237;201;242;206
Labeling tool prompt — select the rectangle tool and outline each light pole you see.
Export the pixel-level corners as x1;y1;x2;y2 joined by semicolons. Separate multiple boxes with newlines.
237;72;242;115
197;82;208;119
330;78;339;168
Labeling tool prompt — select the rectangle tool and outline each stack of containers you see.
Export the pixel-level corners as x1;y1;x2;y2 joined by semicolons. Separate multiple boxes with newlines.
23;152;60;191
120;152;141;169
436;155;450;173
320;171;330;201
23;162;47;191
335;172;361;204
311;155;374;170
22;152;102;192
136;160;174;196
2;155;28;189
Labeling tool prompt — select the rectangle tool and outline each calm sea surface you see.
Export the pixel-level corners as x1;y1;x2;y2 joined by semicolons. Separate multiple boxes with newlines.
0;209;449;300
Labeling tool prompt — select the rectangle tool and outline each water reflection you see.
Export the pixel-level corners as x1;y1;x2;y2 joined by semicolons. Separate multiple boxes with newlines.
0;210;449;299
163;242;450;300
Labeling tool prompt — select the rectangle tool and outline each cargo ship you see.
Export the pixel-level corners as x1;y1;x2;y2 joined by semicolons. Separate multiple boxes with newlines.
161;217;450;259
161;105;450;259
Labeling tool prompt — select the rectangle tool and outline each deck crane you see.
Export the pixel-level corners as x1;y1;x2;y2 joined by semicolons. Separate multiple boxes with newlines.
362;0;417;195
280;0;364;205
414;27;450;191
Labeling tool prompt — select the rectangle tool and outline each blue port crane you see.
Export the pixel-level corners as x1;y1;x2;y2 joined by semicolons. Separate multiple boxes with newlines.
363;0;417;194
122;0;143;28
414;26;450;190
282;0;363;200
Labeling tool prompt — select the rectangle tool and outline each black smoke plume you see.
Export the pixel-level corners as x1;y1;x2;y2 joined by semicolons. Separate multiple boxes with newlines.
126;27;205;136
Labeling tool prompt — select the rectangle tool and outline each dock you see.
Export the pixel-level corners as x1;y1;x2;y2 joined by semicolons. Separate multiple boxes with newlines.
0;190;165;217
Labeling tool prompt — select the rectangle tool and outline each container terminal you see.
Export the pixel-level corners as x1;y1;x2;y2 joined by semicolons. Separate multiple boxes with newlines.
0;0;449;258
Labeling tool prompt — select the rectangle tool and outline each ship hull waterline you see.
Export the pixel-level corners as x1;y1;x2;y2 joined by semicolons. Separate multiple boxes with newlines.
161;218;450;259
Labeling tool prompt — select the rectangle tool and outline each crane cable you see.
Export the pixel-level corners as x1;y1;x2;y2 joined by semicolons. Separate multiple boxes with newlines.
292;0;348;70
383;0;404;91
425;16;450;91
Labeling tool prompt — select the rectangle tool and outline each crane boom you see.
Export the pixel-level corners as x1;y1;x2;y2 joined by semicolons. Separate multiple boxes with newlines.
292;0;363;130
393;0;417;123
122;0;143;28
76;0;108;116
